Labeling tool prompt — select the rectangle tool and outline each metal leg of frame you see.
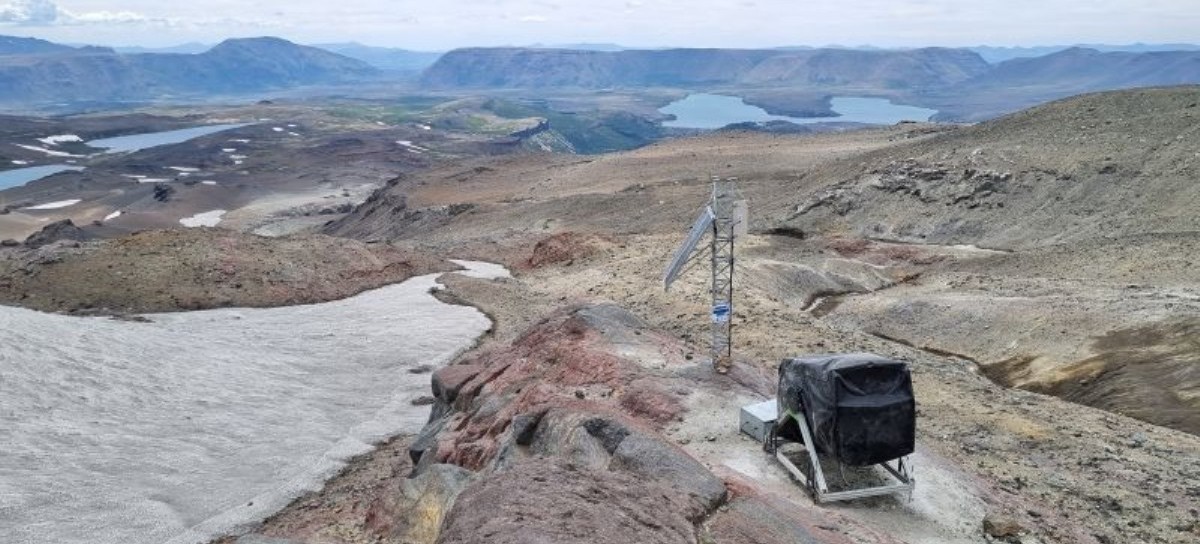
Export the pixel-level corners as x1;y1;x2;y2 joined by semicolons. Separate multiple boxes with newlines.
771;414;915;504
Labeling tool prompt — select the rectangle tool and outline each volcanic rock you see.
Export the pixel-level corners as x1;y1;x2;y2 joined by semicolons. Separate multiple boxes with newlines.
983;512;1024;539
23;219;89;248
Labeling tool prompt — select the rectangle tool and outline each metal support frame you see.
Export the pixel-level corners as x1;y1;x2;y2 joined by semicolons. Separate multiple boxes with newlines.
662;176;742;373
709;178;737;373
766;412;915;503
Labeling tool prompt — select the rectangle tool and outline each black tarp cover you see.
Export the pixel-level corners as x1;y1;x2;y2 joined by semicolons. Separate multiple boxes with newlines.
777;353;915;466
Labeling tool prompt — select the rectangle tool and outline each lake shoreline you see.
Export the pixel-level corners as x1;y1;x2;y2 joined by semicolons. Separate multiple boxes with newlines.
660;93;939;129
0;123;250;190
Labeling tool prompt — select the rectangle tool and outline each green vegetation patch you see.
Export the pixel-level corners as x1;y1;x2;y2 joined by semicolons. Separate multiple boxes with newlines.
483;98;664;154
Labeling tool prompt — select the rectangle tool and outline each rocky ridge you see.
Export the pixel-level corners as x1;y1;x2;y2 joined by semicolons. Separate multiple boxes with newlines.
0;36;378;105
0;228;446;314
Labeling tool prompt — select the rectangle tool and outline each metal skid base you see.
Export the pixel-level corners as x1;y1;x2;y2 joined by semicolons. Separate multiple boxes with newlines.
764;413;915;503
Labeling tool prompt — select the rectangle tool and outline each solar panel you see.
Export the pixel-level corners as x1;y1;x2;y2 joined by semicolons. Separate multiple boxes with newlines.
733;199;749;238
663;206;714;290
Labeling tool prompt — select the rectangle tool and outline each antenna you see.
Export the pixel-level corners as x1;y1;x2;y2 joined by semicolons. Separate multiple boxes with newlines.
663;176;745;374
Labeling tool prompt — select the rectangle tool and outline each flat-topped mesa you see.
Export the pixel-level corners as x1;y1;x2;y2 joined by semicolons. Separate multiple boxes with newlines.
419;47;990;89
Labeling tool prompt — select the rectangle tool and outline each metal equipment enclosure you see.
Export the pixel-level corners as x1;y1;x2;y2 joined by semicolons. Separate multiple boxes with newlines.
756;353;917;503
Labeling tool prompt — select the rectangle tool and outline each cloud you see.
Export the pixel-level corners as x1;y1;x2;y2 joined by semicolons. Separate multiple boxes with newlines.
70;10;158;24
0;0;171;26
0;0;60;25
2;1;1198;49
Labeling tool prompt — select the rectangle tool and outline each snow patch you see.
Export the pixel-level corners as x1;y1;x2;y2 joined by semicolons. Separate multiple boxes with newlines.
14;144;86;158
103;210;122;221
272;127;284;132
200;181;218;186
0;263;503;544
11;160;29;165
37;134;82;146
179;210;227;228
169;166;201;173
396;140;429;154
448;259;512;280
125;175;169;183
24;199;81;210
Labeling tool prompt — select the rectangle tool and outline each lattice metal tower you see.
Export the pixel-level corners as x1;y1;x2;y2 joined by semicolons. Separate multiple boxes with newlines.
709;177;737;372
662;176;742;374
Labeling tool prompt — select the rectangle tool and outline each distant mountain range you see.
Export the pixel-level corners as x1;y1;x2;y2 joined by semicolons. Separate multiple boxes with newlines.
0;36;378;106
103;41;442;71
420;47;991;90
925;47;1200;120
966;43;1200;63
110;43;213;55
0;35;77;55
488;42;1200;61
421;45;1200;121
2;34;1199;121
311;43;442;72
961;47;1200;89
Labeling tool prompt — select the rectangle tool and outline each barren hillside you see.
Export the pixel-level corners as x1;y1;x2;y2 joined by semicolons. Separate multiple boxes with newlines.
0;229;446;314
254;86;1200;544
782;86;1200;247
6;87;1198;544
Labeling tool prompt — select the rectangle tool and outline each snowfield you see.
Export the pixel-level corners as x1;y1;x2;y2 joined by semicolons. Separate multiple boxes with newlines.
0;263;504;544
179;210;227;228
23;199;81;210
13;143;87;158
37;134;83;146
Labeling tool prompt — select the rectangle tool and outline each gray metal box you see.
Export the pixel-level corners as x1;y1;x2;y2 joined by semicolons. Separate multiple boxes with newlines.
739;398;778;442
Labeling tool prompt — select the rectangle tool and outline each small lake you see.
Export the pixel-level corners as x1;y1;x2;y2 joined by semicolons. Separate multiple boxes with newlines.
660;94;937;129
0;124;248;191
88;123;249;153
0;165;85;191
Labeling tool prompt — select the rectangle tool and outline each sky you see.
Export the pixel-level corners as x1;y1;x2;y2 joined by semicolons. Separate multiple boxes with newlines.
0;0;1197;50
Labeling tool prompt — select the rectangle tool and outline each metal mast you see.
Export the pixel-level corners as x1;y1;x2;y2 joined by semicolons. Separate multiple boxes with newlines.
709;177;737;373
662;176;743;374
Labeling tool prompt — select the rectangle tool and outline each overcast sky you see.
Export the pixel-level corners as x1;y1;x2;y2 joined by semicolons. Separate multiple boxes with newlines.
1;0;1197;50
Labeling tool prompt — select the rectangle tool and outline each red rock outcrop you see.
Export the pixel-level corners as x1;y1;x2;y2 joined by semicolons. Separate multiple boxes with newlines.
405;303;905;544
524;232;613;269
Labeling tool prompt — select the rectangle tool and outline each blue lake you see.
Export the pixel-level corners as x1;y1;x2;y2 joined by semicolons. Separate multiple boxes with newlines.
660;94;937;129
1;123;248;190
0;165;85;191
88;123;249;153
